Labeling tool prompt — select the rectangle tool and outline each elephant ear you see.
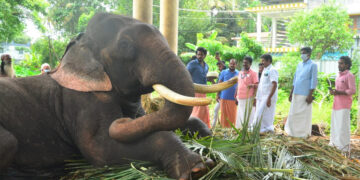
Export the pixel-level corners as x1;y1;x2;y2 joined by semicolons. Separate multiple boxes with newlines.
51;35;112;92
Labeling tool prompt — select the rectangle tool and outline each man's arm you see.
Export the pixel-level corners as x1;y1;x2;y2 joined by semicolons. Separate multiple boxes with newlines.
266;81;278;107
266;69;278;107
306;89;315;104
333;74;356;95
289;86;294;102
306;63;318;104
289;68;297;102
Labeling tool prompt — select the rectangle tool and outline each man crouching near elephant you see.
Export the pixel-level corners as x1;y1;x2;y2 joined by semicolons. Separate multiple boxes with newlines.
186;47;211;128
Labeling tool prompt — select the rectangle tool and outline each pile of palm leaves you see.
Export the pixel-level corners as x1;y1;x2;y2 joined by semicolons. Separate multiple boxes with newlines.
62;121;360;180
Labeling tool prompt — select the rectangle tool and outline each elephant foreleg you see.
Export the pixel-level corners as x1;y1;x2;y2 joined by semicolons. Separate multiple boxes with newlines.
0;125;18;171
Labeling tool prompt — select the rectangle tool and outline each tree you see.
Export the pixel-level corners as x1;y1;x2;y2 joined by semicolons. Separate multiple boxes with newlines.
31;37;67;67
47;0;112;37
287;3;354;59
13;34;31;44
0;0;47;42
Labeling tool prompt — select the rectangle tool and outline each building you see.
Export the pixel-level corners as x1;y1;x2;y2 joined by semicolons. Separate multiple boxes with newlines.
232;0;360;74
0;42;31;64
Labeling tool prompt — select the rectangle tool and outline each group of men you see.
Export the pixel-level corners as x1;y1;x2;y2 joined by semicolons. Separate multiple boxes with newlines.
187;47;356;152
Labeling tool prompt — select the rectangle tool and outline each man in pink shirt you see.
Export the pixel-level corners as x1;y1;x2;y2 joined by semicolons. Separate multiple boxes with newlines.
234;56;258;129
329;56;356;153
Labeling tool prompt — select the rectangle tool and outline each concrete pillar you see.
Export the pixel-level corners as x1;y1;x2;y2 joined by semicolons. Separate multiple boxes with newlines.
133;0;153;24
271;18;277;48
256;13;262;43
160;0;179;54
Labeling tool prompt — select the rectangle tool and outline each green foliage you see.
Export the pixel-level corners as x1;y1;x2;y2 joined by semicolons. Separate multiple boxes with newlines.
13;34;31;44
77;11;95;33
15;46;31;53
287;3;354;59
14;53;42;77
47;0;111;37
177;0;213;54
31;37;67;67
274;52;301;91
179;52;195;65
0;0;47;42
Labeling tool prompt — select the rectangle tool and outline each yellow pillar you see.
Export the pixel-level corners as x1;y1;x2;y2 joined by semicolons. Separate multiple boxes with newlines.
160;0;179;54
133;0;153;24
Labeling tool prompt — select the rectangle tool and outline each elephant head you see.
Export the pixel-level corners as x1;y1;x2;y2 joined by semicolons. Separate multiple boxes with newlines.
51;13;211;142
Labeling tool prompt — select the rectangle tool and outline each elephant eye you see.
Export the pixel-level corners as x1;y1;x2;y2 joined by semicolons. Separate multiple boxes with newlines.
117;40;135;59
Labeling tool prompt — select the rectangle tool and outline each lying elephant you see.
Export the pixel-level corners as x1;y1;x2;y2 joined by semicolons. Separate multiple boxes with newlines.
0;13;236;179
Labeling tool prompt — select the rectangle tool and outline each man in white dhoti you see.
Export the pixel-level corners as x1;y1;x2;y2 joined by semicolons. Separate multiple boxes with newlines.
285;47;318;138
254;54;278;133
234;56;258;129
329;56;356;152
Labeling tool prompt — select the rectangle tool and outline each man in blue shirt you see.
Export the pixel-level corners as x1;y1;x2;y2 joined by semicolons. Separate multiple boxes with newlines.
217;59;239;128
186;47;211;127
285;47;318;138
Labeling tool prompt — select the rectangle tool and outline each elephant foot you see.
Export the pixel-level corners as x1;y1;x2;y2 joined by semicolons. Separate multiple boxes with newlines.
166;152;215;180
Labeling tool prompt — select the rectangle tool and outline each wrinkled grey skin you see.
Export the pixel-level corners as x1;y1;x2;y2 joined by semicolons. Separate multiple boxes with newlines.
0;13;213;179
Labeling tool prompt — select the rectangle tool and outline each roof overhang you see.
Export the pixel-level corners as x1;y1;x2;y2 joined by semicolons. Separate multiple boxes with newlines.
245;3;307;18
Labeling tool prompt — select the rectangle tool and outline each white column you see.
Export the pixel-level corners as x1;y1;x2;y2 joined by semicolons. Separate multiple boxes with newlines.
256;13;262;42
133;0;153;24
271;18;277;48
160;0;179;54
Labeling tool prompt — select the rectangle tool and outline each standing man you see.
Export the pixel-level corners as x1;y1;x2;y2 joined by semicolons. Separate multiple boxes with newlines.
254;54;278;133
187;47;211;128
215;51;221;62
329;56;356;152
258;62;264;81
217;59;239;128
285;47;318;138
234;56;258;129
212;61;227;128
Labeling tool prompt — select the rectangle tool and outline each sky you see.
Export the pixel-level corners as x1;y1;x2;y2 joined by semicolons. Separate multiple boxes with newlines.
24;19;42;43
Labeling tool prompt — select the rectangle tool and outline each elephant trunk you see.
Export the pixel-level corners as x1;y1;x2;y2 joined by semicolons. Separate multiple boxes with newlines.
109;51;195;142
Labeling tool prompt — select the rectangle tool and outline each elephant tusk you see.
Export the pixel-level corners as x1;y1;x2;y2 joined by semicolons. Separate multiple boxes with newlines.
194;76;238;93
153;84;212;106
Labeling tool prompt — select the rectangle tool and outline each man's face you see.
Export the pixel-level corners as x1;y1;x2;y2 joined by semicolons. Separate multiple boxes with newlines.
217;63;224;71
261;58;271;67
229;60;236;71
215;54;220;61
259;63;264;73
196;51;206;61
300;50;310;61
41;65;51;74
338;59;348;72
242;59;251;71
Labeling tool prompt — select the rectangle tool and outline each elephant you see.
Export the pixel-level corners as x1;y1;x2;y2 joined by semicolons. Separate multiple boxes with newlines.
0;12;238;179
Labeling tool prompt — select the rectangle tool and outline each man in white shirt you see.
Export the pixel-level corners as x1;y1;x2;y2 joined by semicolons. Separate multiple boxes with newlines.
254;54;278;133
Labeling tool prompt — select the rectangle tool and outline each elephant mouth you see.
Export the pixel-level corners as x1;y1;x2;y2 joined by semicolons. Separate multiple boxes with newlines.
153;77;237;106
193;76;238;93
